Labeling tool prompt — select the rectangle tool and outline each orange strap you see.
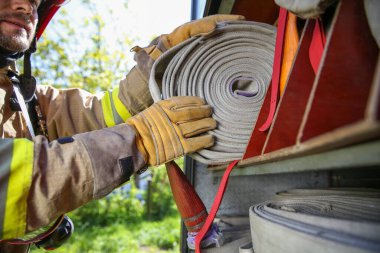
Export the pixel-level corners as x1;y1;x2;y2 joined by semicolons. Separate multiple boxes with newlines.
280;13;299;96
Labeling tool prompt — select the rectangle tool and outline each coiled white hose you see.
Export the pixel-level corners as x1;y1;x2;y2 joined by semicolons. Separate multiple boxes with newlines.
150;21;276;165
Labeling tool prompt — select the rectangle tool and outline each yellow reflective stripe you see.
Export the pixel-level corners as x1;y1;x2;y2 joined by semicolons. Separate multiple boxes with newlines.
112;87;132;121
101;91;116;127
3;139;34;239
102;88;132;127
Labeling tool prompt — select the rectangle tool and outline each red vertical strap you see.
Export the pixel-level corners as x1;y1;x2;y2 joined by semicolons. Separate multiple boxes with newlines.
195;160;239;253
259;8;288;132
309;18;326;74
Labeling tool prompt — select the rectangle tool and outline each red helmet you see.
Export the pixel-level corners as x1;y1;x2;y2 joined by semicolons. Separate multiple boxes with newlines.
36;0;70;39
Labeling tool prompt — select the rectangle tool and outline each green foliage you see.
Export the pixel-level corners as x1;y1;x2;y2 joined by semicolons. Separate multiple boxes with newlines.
30;217;180;253
70;181;145;229
138;216;181;250
146;164;178;220
33;1;133;92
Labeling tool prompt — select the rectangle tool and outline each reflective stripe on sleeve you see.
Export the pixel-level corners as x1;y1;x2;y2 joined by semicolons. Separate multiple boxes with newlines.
0;138;34;239
112;87;132;122
101;87;132;127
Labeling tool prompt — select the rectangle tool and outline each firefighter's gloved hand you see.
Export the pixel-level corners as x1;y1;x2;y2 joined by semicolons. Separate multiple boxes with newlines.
134;14;245;58
126;96;216;166
132;14;245;80
158;14;245;50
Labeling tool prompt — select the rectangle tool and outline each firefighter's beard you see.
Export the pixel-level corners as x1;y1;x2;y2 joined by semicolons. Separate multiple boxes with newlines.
0;30;33;52
0;13;35;53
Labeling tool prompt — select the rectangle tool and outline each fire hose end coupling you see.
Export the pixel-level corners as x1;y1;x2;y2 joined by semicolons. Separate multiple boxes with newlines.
187;223;224;250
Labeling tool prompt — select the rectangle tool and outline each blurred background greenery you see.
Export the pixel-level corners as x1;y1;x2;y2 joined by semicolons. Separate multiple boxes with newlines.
26;1;191;252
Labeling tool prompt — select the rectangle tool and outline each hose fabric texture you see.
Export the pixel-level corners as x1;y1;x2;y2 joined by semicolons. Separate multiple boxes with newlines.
250;188;380;253
149;21;276;165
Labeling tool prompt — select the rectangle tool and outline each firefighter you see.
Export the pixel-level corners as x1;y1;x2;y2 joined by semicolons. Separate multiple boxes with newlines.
0;0;243;251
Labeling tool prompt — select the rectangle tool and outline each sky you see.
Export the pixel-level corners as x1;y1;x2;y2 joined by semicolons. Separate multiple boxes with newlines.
55;0;193;68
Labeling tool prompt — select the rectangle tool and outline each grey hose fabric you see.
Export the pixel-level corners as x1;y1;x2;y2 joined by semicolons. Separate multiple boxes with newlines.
250;189;380;253
149;21;276;165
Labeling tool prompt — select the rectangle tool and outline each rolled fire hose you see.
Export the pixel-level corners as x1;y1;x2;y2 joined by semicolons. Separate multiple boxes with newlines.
149;21;276;165
250;188;380;253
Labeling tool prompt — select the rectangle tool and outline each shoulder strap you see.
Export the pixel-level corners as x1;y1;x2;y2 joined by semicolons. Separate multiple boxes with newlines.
7;71;48;139
14;85;36;139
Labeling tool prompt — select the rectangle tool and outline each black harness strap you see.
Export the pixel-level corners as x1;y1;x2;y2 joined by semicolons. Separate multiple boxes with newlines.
7;47;48;138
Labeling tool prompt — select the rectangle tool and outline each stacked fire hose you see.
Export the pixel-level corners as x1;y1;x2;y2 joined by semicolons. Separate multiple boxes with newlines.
250;188;380;253
149;20;276;165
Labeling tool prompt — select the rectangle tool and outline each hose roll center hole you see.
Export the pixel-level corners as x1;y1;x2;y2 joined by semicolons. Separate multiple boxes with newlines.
230;77;259;97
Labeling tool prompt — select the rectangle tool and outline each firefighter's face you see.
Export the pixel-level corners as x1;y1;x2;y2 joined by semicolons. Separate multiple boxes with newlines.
0;0;41;52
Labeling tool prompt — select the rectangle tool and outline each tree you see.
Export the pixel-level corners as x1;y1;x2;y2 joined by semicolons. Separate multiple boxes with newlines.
33;0;133;93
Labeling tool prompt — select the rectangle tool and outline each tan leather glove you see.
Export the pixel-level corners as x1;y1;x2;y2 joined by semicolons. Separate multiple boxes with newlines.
132;14;245;78
126;96;216;166
147;14;246;57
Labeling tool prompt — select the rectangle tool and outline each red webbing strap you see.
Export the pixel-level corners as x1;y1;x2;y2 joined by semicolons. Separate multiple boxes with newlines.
259;8;288;132
195;160;239;253
309;18;326;74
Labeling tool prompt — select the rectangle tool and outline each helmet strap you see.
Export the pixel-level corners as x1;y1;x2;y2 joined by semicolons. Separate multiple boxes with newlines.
20;36;38;102
0;48;23;69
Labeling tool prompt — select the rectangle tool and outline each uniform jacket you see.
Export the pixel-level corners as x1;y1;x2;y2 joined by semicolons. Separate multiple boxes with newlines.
0;63;153;241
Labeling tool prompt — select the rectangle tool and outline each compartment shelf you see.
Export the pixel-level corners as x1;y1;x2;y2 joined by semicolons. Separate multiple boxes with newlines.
213;139;380;177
